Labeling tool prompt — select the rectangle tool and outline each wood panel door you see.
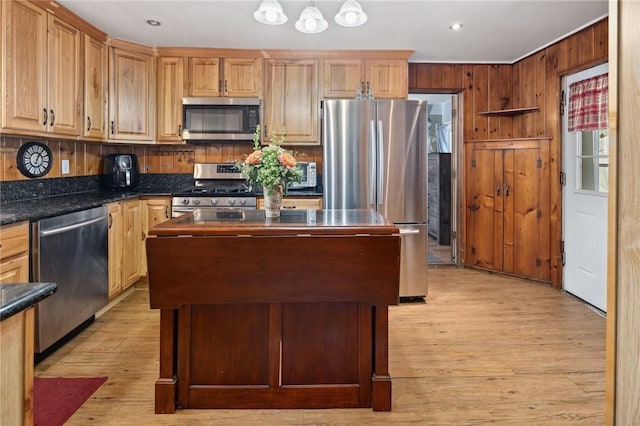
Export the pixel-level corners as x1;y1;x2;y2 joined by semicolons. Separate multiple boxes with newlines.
122;199;143;287
1;0;47;132
264;59;319;145
47;14;81;136
107;202;123;298
322;59;364;98
83;34;108;140
223;58;262;97
156;57;184;142
187;57;220;97
141;197;171;275
365;59;408;99
466;141;549;280
109;47;155;141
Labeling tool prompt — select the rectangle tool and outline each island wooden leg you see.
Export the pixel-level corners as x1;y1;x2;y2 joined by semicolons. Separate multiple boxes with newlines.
155;309;177;414
371;305;391;411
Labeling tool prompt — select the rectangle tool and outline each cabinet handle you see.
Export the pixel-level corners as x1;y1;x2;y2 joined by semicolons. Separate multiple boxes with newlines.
43;108;48;125
177;124;182;137
87;116;92;132
165;206;169;219
224;79;228;93
141;230;146;241
50;109;55;126
218;79;222;94
504;183;510;197
108;213;113;229
111;121;115;134
496;184;501;196
366;81;370;94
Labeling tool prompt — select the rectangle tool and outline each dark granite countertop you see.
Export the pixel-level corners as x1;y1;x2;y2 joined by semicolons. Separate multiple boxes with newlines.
0;185;322;226
0;282;57;322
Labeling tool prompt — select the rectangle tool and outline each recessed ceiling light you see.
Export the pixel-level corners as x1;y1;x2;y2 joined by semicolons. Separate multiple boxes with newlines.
449;22;463;31
146;19;162;27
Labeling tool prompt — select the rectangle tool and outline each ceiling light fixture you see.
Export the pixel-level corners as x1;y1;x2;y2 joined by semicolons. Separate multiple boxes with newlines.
254;0;288;25
295;5;328;34
449;22;463;31
335;0;367;27
146;19;162;27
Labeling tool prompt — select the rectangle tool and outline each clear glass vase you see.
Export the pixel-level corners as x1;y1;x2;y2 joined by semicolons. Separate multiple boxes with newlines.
263;184;283;218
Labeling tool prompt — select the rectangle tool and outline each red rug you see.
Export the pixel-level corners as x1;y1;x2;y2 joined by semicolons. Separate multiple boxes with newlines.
34;377;107;426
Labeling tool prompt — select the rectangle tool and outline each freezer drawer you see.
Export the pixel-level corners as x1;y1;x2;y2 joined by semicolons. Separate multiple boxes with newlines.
397;223;428;298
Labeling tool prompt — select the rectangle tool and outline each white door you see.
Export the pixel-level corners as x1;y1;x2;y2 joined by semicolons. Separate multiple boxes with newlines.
562;63;608;312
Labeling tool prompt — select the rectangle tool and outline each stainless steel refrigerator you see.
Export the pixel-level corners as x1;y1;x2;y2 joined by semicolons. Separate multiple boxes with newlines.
322;99;428;299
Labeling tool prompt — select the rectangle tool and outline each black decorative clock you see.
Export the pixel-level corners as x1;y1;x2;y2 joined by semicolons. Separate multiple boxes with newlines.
17;142;53;178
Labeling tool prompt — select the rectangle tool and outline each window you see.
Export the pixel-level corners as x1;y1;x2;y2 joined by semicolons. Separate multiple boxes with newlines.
576;129;608;193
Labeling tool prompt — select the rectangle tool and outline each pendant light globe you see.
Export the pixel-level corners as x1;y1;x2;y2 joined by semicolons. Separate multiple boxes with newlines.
254;0;287;25
335;0;367;27
295;6;328;33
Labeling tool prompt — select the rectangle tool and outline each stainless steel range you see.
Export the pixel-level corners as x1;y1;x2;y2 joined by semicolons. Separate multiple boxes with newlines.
172;163;257;217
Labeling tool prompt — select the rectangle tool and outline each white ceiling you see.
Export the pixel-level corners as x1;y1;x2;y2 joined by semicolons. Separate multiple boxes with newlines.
57;0;608;63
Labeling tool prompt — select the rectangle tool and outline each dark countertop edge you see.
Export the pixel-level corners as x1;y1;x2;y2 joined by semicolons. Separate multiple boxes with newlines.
0;282;57;322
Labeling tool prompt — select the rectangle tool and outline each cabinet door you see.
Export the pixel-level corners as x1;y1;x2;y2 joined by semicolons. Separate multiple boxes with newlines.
264;59;319;145
0;222;30;283
156;57;184;142
322;59;364;98
140;198;171;275
107;202;123;298
122;199;143;287
1;1;47;132
365;59;407;99
83;34;108;140
109;48;155;141
47;14;81;136
466;147;503;271
187;57;220;97
222;58;262;97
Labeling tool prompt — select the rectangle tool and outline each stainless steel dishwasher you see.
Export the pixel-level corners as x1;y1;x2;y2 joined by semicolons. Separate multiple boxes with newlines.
31;205;109;353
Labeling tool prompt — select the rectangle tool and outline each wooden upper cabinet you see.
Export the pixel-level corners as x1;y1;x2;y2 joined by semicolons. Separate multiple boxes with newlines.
322;58;408;99
264;58;319;145
109;45;155;142
187;57;261;97
83;34;108;140
156;57;184;143
364;59;408;99
1;1;81;136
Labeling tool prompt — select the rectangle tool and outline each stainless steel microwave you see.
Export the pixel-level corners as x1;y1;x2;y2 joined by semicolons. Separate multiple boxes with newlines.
182;97;260;142
290;162;317;189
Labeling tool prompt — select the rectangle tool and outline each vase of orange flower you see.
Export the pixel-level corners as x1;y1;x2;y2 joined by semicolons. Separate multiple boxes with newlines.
239;125;302;218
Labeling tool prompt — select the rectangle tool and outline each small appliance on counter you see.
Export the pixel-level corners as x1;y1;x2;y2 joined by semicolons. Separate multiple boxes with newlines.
102;154;140;189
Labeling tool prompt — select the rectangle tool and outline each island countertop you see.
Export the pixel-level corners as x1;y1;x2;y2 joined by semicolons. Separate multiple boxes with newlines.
149;208;398;237
0;283;57;321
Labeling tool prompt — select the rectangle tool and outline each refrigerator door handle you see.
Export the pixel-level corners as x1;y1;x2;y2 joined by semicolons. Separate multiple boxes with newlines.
377;120;384;206
399;228;421;234
369;120;376;205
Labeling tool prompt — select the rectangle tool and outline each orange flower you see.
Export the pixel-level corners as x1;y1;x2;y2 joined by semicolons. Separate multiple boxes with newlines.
278;152;297;168
245;150;262;165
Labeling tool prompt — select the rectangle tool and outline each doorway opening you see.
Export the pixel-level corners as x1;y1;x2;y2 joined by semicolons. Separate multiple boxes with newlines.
409;93;459;266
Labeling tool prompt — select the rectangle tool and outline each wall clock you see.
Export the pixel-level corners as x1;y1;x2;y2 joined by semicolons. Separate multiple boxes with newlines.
17;142;53;178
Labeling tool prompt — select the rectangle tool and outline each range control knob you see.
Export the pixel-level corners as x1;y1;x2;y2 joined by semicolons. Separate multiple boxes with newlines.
182;199;190;205
229;199;236;206
211;198;218;205
240;199;247;206
193;199;201;205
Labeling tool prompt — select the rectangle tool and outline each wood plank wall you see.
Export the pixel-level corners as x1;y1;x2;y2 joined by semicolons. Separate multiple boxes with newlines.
0;136;322;180
408;18;608;287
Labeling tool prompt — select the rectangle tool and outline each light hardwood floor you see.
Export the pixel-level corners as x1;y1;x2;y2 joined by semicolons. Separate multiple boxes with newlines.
35;268;605;425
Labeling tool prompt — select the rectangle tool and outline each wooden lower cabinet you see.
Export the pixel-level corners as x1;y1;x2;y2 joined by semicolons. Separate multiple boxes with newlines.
465;139;550;281
141;197;171;276
107;202;124;299
0;222;30;283
257;196;322;210
122;198;144;288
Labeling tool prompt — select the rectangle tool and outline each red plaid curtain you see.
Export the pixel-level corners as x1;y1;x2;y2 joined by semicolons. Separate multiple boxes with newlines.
568;73;608;132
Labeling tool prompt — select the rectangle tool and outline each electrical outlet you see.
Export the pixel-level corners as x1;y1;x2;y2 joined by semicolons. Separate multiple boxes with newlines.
61;159;70;175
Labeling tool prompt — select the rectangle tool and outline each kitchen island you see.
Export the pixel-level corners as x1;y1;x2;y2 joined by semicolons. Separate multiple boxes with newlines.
146;209;400;413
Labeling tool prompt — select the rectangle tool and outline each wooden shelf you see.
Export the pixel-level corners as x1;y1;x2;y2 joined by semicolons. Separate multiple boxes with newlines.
477;107;539;117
